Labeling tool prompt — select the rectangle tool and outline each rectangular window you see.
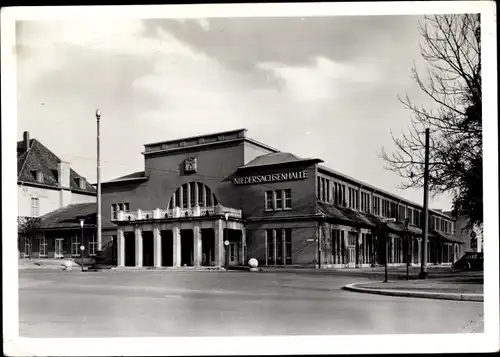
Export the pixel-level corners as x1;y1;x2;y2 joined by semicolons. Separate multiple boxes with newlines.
348;232;356;246
89;234;96;256
71;236;80;256
182;184;188;208
205;187;212;207
275;190;283;210
317;177;321;200
197;183;204;206
36;171;44;183
39;237;47;257
30;197;40;217
284;189;292;209
326;180;330;202
266;229;275;265
285;228;292;264
111;204;117;220
276;228;283;265
265;191;274;210
190;182;196;208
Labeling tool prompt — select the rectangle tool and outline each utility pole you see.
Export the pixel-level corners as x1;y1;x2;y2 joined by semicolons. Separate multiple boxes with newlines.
96;109;102;251
419;128;430;279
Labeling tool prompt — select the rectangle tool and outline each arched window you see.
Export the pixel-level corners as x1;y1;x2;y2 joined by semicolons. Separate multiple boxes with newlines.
168;182;218;209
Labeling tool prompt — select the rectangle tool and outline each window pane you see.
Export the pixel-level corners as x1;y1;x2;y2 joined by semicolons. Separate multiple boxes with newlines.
285;228;292;264
265;191;274;210
284;189;292;208
276;229;283;265
266;229;275;265
275;190;283;209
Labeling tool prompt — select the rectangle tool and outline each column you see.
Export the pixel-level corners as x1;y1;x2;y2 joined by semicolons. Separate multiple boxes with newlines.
214;219;223;267
241;228;246;265
153;225;161;268
187;182;191;209
193;225;202;267
273;229;277;265
135;226;143;267
172;191;176;208
356;231;362;267
117;228;125;267
179;186;184;209
194;182;199;208
390;237;395;264
172;226;181;267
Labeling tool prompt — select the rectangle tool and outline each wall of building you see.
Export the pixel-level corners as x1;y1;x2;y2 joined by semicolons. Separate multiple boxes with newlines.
245;220;317;266
18;184;61;217
234;164;317;218
18;184;96;218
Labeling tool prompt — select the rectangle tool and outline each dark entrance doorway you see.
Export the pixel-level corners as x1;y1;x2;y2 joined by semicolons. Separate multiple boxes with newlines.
124;232;135;267
142;231;154;267
201;228;215;266
180;229;194;266
161;230;173;267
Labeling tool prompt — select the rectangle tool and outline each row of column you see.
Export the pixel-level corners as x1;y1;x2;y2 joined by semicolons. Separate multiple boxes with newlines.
116;222;225;268
332;230;457;266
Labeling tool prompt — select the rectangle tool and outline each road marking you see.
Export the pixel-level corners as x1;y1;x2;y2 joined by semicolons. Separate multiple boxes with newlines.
163;294;183;299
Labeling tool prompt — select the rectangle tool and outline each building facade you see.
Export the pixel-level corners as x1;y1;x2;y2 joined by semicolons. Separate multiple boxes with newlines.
17;131;96;258
101;129;463;269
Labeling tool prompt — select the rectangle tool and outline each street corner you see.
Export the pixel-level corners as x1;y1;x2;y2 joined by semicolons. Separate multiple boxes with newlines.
342;281;484;302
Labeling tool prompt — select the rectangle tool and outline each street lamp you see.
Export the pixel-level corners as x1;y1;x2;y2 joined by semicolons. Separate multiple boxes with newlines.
224;213;229;270
382;218;396;283
80;219;85;272
404;218;410;280
96;109;102;252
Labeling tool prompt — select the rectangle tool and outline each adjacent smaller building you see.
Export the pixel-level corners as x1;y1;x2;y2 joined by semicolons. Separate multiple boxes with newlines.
20;203;103;261
17;131;96;219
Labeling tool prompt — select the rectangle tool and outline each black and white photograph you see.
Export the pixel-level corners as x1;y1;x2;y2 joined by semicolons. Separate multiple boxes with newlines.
2;2;498;356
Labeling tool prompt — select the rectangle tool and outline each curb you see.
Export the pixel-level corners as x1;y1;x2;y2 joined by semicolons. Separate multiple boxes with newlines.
342;282;484;302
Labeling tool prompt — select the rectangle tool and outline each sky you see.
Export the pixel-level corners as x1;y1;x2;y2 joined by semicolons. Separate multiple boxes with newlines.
15;14;455;210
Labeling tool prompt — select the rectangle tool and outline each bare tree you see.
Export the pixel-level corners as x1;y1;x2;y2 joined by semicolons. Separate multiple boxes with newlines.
380;14;482;231
18;216;42;259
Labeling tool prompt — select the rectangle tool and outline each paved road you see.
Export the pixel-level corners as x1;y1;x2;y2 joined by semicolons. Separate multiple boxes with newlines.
18;270;484;337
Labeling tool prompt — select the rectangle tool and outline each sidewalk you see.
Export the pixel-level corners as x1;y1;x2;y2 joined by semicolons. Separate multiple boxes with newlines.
343;276;484;302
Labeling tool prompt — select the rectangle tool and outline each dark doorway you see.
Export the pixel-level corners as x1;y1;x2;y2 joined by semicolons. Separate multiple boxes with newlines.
180;229;194;266
124;232;136;267
161;230;173;267
201;228;215;266
142;231;154;267
111;235;117;265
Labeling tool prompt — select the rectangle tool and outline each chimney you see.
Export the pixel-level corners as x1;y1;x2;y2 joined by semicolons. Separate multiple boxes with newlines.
58;161;71;189
23;131;30;152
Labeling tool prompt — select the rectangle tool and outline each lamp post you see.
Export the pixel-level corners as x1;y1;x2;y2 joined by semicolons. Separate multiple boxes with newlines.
80;219;84;272
404;218;410;280
96;109;102;252
224;213;229;270
419;128;430;279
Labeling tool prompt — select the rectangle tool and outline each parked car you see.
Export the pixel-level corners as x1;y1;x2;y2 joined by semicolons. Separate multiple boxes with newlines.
452;252;483;272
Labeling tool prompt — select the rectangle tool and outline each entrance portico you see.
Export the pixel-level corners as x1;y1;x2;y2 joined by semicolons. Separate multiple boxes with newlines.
115;205;245;268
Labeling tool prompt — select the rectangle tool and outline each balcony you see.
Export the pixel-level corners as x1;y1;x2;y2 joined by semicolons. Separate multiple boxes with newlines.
112;204;243;222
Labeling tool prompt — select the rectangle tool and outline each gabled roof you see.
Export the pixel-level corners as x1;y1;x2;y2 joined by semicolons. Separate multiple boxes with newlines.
39;203;96;229
103;171;148;184
17;138;96;194
239;152;323;169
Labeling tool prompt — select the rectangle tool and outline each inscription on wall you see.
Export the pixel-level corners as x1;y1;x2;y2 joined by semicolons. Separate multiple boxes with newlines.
233;170;308;185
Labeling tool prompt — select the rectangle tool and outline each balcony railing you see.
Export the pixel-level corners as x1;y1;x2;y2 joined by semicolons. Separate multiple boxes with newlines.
112;204;242;222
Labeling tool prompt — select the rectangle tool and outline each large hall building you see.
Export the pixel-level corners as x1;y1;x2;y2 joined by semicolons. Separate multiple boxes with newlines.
100;129;463;269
